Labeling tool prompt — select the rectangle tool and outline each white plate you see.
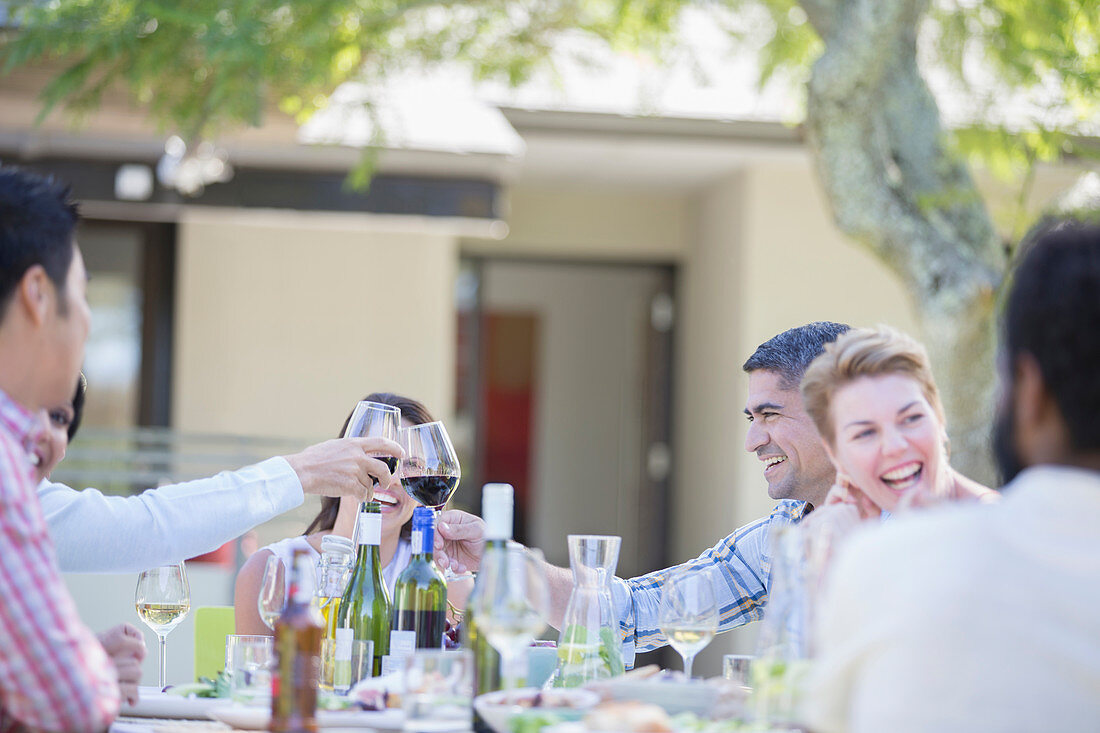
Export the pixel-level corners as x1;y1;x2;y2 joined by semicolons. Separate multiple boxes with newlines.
207;703;404;730
474;688;599;733
121;687;226;719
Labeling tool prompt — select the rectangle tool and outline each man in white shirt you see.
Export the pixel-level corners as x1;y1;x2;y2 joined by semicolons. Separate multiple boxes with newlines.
807;219;1100;732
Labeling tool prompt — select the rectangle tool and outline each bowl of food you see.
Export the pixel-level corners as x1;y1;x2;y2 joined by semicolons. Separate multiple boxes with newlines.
474;688;600;733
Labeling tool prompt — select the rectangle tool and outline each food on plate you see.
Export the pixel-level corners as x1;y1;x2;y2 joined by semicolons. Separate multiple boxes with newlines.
585;701;674;732
350;672;404;710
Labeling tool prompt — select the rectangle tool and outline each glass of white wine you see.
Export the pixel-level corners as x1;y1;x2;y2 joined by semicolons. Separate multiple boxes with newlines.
467;545;549;697
258;555;286;631
135;562;191;690
658;567;718;680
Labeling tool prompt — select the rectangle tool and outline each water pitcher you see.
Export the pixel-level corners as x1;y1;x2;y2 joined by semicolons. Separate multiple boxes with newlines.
547;535;625;687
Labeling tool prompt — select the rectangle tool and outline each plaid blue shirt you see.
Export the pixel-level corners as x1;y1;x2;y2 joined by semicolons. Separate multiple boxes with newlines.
611;500;809;666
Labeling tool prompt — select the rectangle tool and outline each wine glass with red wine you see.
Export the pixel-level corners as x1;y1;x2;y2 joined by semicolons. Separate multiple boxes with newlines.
343;400;401;477
399;421;461;516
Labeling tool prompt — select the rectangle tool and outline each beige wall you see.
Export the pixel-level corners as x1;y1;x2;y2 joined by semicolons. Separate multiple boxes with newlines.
469;185;690;261
173;209;459;440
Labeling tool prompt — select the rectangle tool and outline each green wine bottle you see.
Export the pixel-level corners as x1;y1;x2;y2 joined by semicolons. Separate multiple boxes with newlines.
391;507;448;653
334;501;391;683
465;484;514;699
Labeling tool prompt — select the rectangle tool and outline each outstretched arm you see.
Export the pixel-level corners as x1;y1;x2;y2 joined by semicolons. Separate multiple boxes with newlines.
44;437;401;573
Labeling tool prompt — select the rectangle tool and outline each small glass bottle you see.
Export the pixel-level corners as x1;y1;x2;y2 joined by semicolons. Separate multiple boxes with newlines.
271;548;324;733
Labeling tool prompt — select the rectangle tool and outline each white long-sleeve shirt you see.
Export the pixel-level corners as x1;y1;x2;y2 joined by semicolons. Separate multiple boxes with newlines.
39;457;304;573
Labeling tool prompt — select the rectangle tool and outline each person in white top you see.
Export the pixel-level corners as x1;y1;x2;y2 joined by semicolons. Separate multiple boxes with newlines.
806;218;1100;732
234;392;471;636
31;375;402;573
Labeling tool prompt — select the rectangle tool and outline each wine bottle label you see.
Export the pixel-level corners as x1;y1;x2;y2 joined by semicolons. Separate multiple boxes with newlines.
412;528;435;555
389;630;416;657
482;484;514;541
356;512;382;546
334;628;354;661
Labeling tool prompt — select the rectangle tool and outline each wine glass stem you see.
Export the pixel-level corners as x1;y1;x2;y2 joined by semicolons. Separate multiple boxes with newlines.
683;651;695;680
158;633;168;690
501;649;524;704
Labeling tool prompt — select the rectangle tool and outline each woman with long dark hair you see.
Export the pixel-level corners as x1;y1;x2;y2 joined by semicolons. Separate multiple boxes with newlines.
233;392;469;635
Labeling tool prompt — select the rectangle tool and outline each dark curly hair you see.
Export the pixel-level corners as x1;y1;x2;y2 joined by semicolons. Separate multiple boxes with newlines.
304;392;436;536
1003;219;1100;452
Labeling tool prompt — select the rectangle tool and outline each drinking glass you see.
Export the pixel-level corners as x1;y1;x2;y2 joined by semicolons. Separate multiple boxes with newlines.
344;400;402;481
467;545;549;696
658;567;718;679
258;555;286;631
399;421;463;578
225;634;274;702
403;649;473;731
399;421;461;512
723;654;754;688
135;562;191;690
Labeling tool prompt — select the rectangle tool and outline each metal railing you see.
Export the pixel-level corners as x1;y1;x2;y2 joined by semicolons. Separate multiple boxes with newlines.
51;426;312;495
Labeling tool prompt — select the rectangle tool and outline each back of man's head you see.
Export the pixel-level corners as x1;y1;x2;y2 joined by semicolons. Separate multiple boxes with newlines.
0;168;79;320
742;321;852;389
1005;220;1100;452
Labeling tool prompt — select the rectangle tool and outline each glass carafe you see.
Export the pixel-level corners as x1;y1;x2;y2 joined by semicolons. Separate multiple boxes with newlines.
752;523;812;727
547;535;625;688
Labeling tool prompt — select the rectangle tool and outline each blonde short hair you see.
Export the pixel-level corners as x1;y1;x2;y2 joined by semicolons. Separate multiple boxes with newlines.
800;326;945;446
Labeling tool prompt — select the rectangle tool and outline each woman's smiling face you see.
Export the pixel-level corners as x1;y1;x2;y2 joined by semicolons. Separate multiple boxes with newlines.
829;374;948;513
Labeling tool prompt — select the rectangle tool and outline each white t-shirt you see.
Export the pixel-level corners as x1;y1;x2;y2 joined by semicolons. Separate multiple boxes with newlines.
262;534;413;600
807;465;1100;733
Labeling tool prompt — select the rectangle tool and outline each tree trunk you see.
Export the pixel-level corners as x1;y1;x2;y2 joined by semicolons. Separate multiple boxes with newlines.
800;0;1005;485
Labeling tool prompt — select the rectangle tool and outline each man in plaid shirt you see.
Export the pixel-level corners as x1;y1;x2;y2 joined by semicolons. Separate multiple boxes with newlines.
436;322;849;665
0;169;119;732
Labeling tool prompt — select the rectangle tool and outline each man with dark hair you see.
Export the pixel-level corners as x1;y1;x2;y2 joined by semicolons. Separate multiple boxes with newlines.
437;321;849;662
0;167;119;731
808;221;1100;732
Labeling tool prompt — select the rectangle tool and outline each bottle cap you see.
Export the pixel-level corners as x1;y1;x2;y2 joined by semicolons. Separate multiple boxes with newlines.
482;483;514;541
411;506;434;531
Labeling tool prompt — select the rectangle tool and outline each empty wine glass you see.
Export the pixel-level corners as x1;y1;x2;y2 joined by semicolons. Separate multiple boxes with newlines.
135;562;191;690
344;400;401;481
258;555;286;631
467;545;549;697
658;567;718;679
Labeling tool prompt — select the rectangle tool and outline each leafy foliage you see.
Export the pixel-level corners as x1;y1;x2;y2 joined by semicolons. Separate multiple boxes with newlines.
1;0;1096;177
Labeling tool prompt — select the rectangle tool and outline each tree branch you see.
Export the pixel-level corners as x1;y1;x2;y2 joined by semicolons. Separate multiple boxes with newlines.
804;0;1001;302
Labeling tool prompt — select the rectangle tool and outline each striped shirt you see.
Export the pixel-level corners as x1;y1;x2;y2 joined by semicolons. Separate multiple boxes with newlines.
612;500;809;663
0;388;119;733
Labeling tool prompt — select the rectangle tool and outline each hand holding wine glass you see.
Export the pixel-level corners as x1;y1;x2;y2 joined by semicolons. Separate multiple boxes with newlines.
135;562;191;690
344;400;402;483
258;555;286;631
659;567;718;680
467;545;549;696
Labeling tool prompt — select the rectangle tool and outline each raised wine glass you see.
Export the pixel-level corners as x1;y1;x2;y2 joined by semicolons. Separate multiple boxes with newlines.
467;545;549;698
399;421;462;578
135;562;191;690
344;400;401;479
399;421;461;514
258;555;286;631
658;567;718;680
